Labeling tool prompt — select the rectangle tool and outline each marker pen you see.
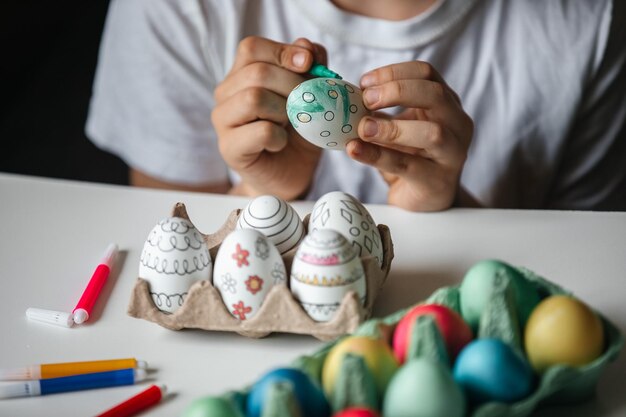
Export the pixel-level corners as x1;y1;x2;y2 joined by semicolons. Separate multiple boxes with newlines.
308;63;342;80
0;368;147;399
96;384;167;417
73;243;118;324
0;358;147;380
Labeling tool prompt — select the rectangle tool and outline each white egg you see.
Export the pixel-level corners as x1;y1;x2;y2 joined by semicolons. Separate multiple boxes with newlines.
139;217;212;314
290;229;366;322
236;195;305;254
213;229;286;320
286;78;368;149
309;191;383;267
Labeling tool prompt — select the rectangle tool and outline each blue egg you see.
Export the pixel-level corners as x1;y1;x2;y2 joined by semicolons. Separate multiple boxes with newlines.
453;339;534;404
247;368;330;417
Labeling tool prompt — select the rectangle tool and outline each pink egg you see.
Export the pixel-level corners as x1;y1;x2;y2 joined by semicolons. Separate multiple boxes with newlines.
332;407;380;417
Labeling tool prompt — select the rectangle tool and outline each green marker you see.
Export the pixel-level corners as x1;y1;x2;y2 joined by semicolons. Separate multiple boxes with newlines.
308;63;343;79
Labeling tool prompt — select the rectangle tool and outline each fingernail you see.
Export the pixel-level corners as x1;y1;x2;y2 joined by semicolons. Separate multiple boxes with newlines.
363;88;379;106
349;140;362;156
363;118;378;138
292;52;307;68
361;73;377;88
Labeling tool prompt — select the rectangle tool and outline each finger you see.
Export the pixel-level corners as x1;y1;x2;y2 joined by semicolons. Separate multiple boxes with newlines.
362;78;450;111
231;36;315;74
220;121;288;165
215;62;304;103
213;87;289;127
346;139;434;178
293;38;328;66
361;61;446;88
358;116;464;165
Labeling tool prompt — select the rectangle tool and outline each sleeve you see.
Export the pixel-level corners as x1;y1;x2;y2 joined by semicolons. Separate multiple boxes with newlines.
547;0;626;210
85;0;230;185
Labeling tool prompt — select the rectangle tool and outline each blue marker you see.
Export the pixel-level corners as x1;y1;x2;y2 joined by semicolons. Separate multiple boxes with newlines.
0;368;147;399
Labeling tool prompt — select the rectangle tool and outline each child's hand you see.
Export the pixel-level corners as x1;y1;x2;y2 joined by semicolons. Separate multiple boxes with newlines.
212;36;325;200
347;61;474;211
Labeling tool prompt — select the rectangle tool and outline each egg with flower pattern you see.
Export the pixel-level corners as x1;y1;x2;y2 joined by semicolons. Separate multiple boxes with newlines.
290;229;366;322
287;78;368;149
213;229;287;320
139;217;212;314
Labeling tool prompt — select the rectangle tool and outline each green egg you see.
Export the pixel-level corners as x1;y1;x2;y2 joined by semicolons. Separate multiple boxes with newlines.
460;260;541;330
182;396;243;417
382;358;465;417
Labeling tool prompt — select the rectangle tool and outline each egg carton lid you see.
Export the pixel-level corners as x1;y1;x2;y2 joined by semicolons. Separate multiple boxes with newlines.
127;202;394;341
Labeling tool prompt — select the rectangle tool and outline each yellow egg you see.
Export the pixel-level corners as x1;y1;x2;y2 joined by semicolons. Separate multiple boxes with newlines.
524;295;604;372
322;336;399;397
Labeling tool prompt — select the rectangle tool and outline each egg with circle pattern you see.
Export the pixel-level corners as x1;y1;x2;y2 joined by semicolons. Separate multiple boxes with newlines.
138;217;212;314
236;195;305;254
287;78;368;149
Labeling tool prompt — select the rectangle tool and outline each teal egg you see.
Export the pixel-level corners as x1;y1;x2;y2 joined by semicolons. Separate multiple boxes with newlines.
453;339;534;404
382;358;466;417
459;260;540;330
286;78;367;149
182;396;243;417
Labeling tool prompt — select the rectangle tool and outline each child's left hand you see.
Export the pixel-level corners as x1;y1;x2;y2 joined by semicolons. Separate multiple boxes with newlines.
347;61;473;211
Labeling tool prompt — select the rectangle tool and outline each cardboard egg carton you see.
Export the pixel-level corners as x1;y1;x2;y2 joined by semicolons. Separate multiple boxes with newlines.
127;202;394;340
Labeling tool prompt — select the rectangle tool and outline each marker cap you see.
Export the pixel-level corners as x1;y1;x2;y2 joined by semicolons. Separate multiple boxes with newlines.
26;308;74;328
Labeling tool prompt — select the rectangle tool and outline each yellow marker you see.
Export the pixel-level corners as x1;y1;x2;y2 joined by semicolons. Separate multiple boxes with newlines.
0;358;147;380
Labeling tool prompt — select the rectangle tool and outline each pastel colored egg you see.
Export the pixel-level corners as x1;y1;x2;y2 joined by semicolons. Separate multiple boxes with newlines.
453;339;534;404
392;304;473;364
322;336;399;399
213;229;286;320
287;77;368;149
237;195;305;254
139;217;212;314
382;358;466;417
182;396;243;417
524;295;605;372
290;229;366;322
309;191;383;268
247;368;330;417
459;259;540;330
333;408;380;417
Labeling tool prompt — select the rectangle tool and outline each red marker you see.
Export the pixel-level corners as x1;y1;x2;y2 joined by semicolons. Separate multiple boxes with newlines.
72;244;118;324
96;384;166;417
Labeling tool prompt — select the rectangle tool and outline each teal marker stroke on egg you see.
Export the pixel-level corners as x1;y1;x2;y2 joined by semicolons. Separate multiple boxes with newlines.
286;78;368;149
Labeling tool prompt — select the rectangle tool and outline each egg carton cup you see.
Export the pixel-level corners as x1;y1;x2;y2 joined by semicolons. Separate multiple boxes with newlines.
210;265;623;417
127;202;394;341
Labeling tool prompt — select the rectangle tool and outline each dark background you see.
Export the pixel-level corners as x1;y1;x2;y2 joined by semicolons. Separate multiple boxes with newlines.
0;1;128;185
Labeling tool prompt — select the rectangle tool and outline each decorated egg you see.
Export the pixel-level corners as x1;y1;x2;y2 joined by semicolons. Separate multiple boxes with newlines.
309;191;383;268
322;336;399;399
524;295;605;372
382;358;466;417
247;368;330;417
290;229;366;322
138;217;212;314
392;303;473;364
237;195;305;254
213;229;286;320
453;338;534;404
287;77;368;149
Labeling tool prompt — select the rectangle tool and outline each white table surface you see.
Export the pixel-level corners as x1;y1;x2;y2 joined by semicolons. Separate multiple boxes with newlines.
0;173;624;417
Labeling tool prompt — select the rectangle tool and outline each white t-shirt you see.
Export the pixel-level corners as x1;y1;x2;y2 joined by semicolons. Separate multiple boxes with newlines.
86;0;626;209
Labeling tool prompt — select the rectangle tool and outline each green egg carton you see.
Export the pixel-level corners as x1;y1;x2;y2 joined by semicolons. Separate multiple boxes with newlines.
197;265;623;417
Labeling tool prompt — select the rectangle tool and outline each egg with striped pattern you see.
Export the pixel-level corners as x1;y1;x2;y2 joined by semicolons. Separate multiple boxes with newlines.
237;195;305;255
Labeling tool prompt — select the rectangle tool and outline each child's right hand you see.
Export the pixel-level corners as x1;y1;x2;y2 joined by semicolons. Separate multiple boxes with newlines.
212;36;325;200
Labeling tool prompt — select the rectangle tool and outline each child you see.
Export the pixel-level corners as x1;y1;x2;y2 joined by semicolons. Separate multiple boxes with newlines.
86;0;626;211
